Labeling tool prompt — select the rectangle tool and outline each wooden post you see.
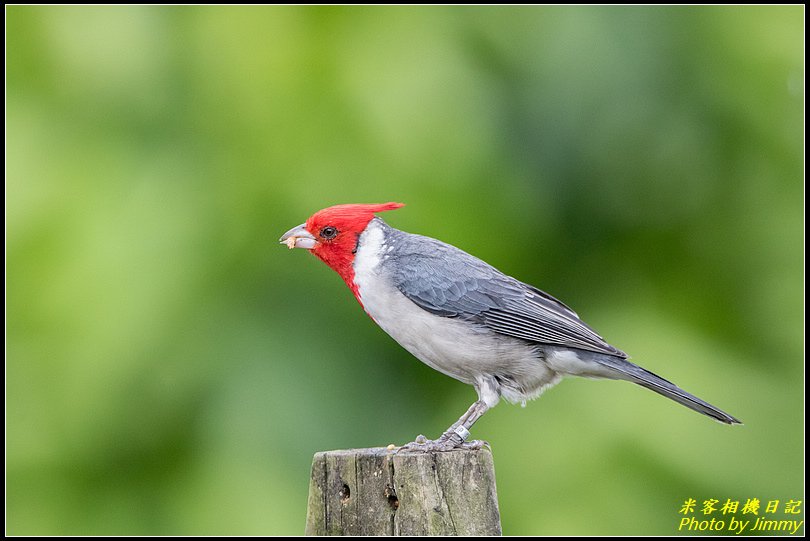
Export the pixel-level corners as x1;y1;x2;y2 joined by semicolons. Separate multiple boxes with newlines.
305;447;501;536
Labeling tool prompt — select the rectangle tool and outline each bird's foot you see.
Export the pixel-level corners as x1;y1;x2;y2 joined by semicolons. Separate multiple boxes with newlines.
396;433;488;453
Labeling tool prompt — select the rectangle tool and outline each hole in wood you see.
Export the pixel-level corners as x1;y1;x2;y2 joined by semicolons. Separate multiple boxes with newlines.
339;483;350;503
384;484;399;510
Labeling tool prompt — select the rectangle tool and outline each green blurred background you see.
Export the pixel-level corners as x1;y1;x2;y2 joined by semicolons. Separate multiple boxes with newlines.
6;5;803;535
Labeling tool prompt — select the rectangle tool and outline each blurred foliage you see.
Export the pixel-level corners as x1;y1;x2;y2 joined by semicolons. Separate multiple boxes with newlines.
6;5;803;535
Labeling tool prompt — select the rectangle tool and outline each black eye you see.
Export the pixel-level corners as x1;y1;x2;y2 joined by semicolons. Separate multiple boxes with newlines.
320;226;338;240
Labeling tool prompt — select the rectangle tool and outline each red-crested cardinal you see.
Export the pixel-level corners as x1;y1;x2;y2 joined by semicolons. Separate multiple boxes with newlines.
280;203;740;451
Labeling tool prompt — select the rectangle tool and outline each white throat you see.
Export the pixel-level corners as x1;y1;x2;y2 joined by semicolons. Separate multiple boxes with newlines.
352;219;387;284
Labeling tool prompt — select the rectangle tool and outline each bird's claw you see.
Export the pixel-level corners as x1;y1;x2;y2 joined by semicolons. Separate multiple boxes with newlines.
396;433;489;453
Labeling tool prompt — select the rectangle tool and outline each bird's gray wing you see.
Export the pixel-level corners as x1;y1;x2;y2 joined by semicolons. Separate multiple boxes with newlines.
385;231;626;358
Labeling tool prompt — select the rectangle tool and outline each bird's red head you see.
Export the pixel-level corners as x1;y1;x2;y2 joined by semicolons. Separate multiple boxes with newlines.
280;202;405;302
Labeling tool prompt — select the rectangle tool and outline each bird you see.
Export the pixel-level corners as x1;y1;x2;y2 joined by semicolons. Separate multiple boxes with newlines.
280;202;740;451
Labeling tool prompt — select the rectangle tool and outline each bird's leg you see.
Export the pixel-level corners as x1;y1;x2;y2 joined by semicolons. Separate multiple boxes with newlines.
436;399;489;447
437;400;480;437
398;400;490;453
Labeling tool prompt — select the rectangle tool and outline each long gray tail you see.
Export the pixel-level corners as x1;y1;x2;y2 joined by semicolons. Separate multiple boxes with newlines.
596;356;742;425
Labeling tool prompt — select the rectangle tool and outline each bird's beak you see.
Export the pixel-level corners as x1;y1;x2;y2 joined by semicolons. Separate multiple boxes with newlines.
279;223;317;250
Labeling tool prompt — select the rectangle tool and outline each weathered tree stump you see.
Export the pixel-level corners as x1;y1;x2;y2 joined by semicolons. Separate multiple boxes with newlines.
305;447;501;536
